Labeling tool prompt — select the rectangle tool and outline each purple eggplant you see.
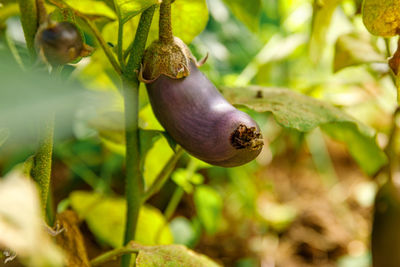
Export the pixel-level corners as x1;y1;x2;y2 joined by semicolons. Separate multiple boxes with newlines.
146;61;263;167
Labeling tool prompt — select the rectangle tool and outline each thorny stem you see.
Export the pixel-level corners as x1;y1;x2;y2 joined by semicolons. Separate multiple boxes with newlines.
142;147;184;202
121;6;156;267
159;0;173;44
91;242;140;266
31;115;54;218
36;0;47;24
118;20;124;69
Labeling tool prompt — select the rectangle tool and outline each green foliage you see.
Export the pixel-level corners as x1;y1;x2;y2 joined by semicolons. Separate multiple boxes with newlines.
102;0;209;47
362;0;400;37
172;168;204;193
309;0;341;63
58;0;117;20
132;243;221;267
114;0;160;24
17;0;38;56
69;191;173;247
221;86;387;175
334;33;385;72
222;0;261;32
193;185;223;235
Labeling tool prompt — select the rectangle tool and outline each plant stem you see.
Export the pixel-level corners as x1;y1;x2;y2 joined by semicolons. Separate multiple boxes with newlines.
118;20;124;69
18;0;38;58
124;6;156;79
121;6;156;267
80;16;122;75
32;115;54;217
142;147;184;201
159;0;173;44
36;0;47;24
91;242;140;267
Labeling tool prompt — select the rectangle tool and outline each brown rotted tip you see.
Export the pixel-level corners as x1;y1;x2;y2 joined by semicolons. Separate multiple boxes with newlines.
230;124;263;150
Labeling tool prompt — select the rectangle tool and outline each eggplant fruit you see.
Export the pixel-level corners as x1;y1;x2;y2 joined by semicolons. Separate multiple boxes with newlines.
35;21;85;66
146;62;263;167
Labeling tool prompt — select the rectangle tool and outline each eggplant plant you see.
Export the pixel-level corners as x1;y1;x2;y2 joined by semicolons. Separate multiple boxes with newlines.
1;0;400;266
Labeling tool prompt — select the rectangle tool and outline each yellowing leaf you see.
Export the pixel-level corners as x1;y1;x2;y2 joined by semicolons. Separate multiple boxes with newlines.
362;0;400;37
131;243;221;267
60;0;117;20
69;191;173;248
222;0;261;32
309;0;341;63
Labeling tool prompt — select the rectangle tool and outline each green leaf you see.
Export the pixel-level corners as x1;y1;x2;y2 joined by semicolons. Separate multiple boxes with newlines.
17;0;38;55
58;0;117;20
309;0;341;63
102;0;208;47
172;169;204;193
0;3;19;27
143;136;174;187
131;243;221;267
113;0;160;24
220;86;387;175
362;0;400;37
334;33;385;72
222;0;261;32
69;191;173;247
193;185;223;235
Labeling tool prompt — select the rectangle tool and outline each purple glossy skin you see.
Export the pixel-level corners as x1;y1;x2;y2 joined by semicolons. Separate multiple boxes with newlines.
146;62;262;167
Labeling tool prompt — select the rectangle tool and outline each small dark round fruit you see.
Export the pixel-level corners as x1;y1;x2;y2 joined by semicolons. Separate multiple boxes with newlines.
146;62;263;167
35;21;83;66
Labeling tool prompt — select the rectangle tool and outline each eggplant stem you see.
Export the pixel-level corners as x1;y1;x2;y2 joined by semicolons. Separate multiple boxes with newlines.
120;6;156;267
159;0;173;44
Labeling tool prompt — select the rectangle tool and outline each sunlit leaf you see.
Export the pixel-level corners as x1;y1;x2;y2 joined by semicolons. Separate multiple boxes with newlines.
172;169;204;193
69;191;173;247
221;86;387;175
362;0;400;37
222;0;261;32
0;3;19;26
102;0;208;47
131;242;221;267
194;185;223;235
114;0;160;24
144;137;174;187
309;0;341;63
334;33;385;72
54;0;117;20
